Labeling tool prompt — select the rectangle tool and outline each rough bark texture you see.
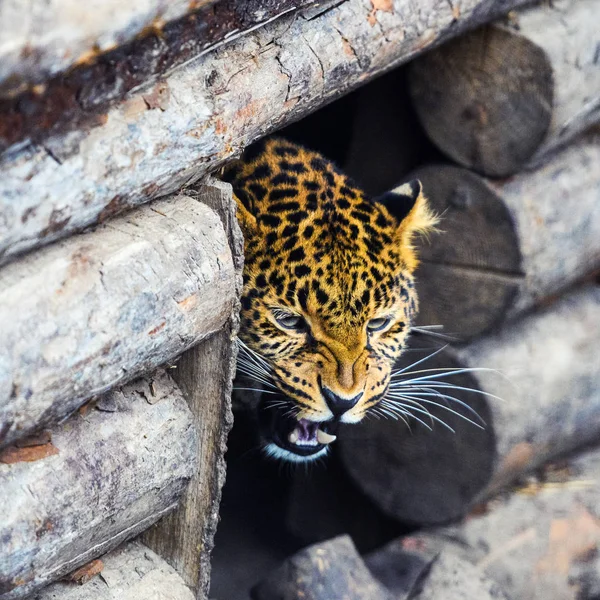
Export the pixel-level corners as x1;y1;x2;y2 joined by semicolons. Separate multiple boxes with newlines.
0;0;530;264
36;541;195;600
413;137;600;341
0;371;197;599
142;178;243;599
338;285;600;525
408;0;600;176
0;0;318;138
0;188;235;448
0;0;199;94
252;536;395;600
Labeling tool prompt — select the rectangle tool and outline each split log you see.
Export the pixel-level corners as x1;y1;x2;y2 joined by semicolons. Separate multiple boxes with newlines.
142;178;242;598
0;0;316;98
338;285;600;525
408;0;600;177
0;0;532;264
408;138;600;340
251;535;394;600
0;185;236;448
0;370;197;599
36;541;195;600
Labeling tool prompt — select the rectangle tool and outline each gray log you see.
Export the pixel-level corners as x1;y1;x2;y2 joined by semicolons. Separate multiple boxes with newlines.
0;0;530;264
0;0;196;94
142;178;243;598
338;285;600;524
35;541;195;600
252;535;394;600
408;0;600;177
0;187;236;448
443;447;600;600
371;445;600;600
412;137;600;340
0;1;318;98
0;370;197;599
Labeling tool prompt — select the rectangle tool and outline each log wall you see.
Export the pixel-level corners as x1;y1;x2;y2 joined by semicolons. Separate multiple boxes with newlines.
0;371;196;599
0;188;235;448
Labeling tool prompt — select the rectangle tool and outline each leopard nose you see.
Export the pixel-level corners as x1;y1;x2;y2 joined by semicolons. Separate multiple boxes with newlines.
321;386;363;418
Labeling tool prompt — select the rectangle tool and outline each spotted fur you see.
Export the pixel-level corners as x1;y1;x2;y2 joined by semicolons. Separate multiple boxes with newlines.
223;137;437;429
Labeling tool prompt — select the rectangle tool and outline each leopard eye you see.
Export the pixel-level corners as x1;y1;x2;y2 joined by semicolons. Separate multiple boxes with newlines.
273;311;305;331
367;317;392;333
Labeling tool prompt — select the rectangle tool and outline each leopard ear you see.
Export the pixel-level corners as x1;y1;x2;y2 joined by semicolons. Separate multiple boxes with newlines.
374;180;438;272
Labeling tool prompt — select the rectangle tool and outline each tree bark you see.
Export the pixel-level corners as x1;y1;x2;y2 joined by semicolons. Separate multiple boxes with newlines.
0;371;197;599
0;1;318;99
408;0;600;177
0;0;530;264
338;285;600;525
35;541;195;600
410;137;600;341
142;179;243;599
0;186;236;448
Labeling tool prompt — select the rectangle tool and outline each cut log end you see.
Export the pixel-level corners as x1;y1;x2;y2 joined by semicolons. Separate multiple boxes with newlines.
409;25;553;177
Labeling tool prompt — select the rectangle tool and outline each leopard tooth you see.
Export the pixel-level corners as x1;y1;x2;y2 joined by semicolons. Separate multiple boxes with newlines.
316;429;337;445
289;428;300;444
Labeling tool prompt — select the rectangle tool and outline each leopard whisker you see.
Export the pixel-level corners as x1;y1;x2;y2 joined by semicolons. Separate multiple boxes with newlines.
380;399;434;431
400;386;486;425
233;386;280;395
398;381;504;403
390;345;450;377
386;393;484;430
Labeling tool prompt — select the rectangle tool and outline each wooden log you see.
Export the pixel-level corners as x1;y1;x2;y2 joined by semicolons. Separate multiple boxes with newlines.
251;535;395;600
0;370;197;599
0;0;531;264
142;178;243;598
367;445;600;600
0;1;316;98
36;541;195;600
338;285;600;525
443;448;600;600
0;187;236;448
408;0;600;177
408;137;600;341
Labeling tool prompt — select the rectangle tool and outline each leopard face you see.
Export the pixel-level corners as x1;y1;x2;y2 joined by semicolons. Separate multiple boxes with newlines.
224;138;437;462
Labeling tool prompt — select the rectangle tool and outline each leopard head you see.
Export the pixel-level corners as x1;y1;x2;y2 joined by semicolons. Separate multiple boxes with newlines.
224;138;437;461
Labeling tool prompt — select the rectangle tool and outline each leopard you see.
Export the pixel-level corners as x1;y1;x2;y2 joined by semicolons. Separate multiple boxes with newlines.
222;137;437;462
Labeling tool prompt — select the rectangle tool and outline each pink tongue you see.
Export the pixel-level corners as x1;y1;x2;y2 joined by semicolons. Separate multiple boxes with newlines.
296;419;318;442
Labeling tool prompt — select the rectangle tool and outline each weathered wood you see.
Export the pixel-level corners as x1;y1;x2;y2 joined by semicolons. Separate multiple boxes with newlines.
411;137;600;340
0;0;317;138
0;188;236;448
142;178;243;599
338;285;600;525
0;371;197;599
0;0;530;264
0;0;197;95
370;445;600;600
252;535;395;600
36;541;195;600
443;448;600;600
408;0;600;177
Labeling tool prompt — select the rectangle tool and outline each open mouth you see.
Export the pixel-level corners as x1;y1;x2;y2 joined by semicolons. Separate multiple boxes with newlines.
258;396;338;462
